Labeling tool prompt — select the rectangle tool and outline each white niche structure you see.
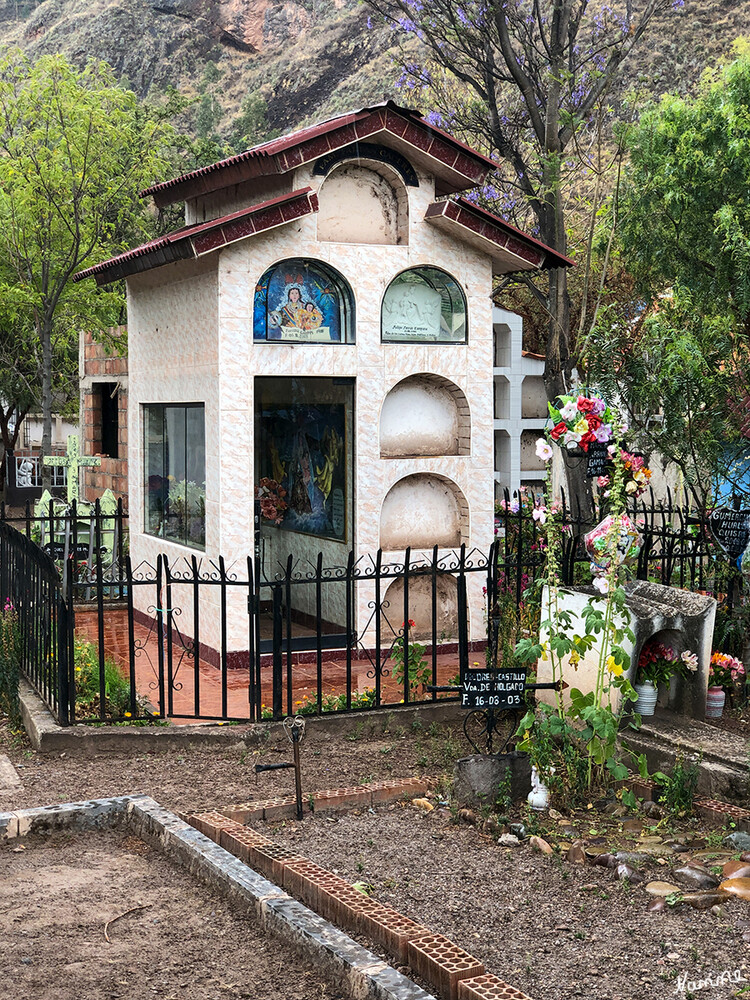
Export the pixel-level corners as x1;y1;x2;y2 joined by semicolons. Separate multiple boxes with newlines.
380;374;469;458
380;474;468;551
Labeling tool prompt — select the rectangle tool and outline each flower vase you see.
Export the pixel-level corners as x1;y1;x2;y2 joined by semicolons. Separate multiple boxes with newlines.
705;686;726;719
527;766;550;811
634;681;658;717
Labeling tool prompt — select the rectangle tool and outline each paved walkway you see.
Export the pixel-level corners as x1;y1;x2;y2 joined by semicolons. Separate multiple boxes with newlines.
74;607;462;723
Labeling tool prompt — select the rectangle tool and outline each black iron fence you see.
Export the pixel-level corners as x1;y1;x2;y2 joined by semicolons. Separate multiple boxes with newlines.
0;490;744;726
0;521;73;724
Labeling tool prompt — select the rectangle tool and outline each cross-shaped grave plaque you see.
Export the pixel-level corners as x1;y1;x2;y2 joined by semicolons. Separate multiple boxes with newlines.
42;434;100;504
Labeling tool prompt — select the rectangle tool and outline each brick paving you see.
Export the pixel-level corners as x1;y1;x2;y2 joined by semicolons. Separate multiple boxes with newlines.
74;607;462;723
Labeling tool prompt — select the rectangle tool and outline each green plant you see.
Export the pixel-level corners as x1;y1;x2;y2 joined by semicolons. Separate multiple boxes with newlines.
391;620;430;696
0;599;21;725
653;753;701;817
73;637;132;719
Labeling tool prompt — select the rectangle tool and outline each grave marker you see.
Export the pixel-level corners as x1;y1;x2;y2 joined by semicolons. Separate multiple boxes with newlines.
586;441;610;479
709;508;750;564
42;434;100;504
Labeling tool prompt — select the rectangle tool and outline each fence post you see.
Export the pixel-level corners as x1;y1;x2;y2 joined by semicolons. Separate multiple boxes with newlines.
271;582;283;721
56;589;72;727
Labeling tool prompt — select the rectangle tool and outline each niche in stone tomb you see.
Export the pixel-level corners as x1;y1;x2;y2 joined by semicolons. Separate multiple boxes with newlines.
381;267;467;343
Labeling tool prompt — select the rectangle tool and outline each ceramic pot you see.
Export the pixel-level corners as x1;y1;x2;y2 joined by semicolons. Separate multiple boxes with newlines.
527;765;550;811
634;681;658;717
705;686;726;719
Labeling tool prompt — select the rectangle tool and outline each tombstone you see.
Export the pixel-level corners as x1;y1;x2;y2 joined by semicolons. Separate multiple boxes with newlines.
537;580;716;718
708;507;750;571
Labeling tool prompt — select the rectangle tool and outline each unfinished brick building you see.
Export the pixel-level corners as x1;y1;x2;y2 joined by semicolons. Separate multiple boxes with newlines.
79;327;129;507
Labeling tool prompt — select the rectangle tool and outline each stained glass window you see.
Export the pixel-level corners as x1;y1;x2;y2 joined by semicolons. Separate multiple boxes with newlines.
253;259;355;343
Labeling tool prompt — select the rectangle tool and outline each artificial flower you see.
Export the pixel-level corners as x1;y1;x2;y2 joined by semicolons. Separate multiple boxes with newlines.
535;438;553;461
592;576;609;594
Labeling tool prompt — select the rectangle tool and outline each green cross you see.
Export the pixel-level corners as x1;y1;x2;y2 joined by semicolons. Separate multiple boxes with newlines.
43;434;101;505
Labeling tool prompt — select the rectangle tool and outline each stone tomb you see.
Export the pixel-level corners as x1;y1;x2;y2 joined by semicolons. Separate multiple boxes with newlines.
536;581;717;718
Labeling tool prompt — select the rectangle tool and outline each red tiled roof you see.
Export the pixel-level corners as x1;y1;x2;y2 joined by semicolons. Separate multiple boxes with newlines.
140;102;498;207
73;188;319;285
424;197;574;274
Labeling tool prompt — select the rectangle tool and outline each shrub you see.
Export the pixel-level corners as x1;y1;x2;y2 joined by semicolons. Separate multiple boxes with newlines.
73;638;131;719
0;600;21;725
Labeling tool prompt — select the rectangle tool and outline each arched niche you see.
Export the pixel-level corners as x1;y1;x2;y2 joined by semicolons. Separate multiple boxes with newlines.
380;374;470;458
317;162;408;245
380;574;459;643
253;257;355;343
381;266;467;343
380;474;468;551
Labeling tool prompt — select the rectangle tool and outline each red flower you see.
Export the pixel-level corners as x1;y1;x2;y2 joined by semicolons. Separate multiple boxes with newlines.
577;396;596;414
586;414;602;432
550;421;567;440
579;431;596;450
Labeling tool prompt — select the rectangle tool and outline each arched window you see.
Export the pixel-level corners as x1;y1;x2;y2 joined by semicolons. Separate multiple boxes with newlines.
381;266;467;344
253;258;355;343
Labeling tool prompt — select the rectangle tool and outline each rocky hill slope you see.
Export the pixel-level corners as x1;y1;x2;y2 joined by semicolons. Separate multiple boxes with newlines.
0;1;747;147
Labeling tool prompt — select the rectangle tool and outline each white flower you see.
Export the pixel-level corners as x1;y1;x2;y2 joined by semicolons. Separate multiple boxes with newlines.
681;650;698;672
564;431;582;450
532;506;547;525
560;401;578;421
535;438;553;461
592;576;609;594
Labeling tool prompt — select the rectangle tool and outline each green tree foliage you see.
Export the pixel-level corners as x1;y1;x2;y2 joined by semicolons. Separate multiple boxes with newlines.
0;50;174;475
586;45;750;498
618;42;750;329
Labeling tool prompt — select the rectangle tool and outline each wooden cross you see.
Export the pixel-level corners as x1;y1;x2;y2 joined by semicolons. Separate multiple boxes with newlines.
42;434;101;505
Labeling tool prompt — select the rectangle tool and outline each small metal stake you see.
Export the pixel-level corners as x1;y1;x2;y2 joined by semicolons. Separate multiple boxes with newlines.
284;716;306;820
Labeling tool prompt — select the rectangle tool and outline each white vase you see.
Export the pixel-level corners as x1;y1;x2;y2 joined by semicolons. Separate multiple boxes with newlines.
527;765;550;811
634;681;658;717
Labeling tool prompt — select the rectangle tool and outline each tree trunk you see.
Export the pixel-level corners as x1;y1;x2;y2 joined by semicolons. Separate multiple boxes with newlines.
40;316;53;488
0;404;28;495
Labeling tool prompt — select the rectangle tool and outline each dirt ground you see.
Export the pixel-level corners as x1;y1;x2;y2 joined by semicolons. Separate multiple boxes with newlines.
0;829;347;1000
2;714;750;1000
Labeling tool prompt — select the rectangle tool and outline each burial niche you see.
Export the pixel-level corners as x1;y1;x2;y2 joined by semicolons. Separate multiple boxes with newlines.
381;267;467;343
380;573;459;643
317;163;408;245
380;374;470;458
380;474;468;551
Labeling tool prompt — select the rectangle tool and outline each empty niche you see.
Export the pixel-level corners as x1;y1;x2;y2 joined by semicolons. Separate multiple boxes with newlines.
317;163;408;245
380;574;459;643
380;374;470;457
521;375;547;419
380;474;468;551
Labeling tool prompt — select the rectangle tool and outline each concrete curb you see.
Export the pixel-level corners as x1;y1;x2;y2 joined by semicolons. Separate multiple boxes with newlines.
18;678;463;755
0;794;438;1000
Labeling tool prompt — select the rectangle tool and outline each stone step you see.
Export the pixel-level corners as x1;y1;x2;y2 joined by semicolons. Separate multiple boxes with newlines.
622;711;748;803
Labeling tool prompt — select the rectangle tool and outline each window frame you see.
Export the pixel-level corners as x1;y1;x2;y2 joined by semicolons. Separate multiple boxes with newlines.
143;402;206;551
253;257;356;344
380;265;468;345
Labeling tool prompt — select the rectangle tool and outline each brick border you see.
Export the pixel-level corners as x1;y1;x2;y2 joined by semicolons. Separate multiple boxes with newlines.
619;775;750;833
0;795;438;1000
190;778;535;1000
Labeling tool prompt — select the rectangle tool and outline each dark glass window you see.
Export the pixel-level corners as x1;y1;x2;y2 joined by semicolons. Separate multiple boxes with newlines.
253;258;355;343
93;382;118;458
144;404;205;549
381;266;467;343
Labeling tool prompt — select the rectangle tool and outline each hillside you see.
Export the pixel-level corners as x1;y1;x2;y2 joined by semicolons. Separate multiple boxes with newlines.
1;0;749;145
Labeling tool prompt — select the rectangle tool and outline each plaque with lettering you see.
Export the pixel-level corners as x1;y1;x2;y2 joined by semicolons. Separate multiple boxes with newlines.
709;508;750;562
461;668;527;710
586;442;610;479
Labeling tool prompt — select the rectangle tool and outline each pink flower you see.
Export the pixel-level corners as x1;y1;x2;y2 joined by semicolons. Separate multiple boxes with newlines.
532;506;547;525
535;438;553;461
592;576;609;594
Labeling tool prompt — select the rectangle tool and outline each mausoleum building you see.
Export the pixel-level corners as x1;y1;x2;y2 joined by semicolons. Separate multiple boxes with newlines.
75;102;570;653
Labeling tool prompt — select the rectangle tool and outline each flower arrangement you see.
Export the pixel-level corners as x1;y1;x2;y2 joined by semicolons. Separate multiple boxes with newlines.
256;477;288;525
547;393;618;452
597;449;652;500
709;651;745;690
637;640;698;687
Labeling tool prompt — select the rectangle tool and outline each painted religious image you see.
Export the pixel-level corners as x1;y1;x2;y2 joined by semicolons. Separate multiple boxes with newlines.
254;261;343;342
260;404;347;540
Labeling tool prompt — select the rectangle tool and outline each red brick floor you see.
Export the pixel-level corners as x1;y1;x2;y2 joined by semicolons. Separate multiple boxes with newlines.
74;608;462;723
